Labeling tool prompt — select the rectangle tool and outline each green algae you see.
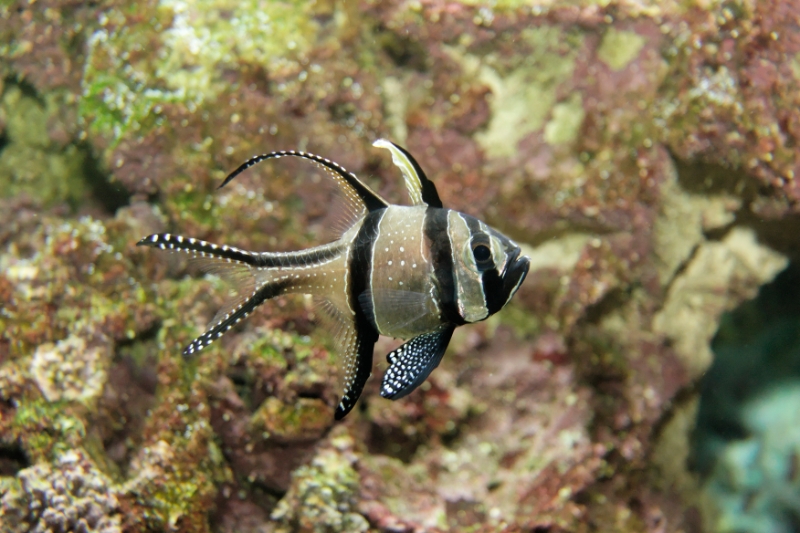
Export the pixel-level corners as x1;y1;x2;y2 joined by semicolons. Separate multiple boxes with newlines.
248;333;291;369
271;433;368;533
125;435;225;531
0;86;89;208
486;300;542;340
473;26;583;158
250;397;331;442
79;5;179;145
544;93;586;146
791;52;800;81
165;188;222;231
597;28;646;71
11;399;87;463
80;0;316;145
157;0;314;98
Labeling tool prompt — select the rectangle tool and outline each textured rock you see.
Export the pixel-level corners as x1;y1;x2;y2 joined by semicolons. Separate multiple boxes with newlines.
270;432;369;533
31;331;111;404
1;0;800;531
1;450;121;533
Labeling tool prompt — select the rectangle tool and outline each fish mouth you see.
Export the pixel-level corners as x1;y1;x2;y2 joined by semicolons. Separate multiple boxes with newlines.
502;248;530;304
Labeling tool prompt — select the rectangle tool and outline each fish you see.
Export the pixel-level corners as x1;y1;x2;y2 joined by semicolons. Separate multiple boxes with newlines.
138;139;530;420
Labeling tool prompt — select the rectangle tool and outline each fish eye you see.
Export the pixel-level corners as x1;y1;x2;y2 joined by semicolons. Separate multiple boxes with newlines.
472;243;491;263
471;240;494;271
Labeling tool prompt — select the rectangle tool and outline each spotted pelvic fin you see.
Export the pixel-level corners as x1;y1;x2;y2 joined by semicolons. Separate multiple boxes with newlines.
373;138;442;208
380;323;455;400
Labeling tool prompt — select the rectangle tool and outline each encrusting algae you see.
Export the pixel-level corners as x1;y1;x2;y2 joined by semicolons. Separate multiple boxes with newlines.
3;0;800;530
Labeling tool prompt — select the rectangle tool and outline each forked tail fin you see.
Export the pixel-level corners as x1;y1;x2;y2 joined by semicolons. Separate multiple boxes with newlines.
137;233;348;356
138;233;278;356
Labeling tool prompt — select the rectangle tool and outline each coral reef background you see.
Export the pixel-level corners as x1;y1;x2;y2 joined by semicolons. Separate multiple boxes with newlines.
2;1;800;531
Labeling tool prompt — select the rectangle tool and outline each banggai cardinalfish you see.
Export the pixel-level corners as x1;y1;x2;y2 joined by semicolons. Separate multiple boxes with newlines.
138;140;530;420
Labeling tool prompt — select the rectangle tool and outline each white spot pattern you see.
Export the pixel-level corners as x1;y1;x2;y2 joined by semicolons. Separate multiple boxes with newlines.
224;149;385;230
140;232;351;357
380;326;453;400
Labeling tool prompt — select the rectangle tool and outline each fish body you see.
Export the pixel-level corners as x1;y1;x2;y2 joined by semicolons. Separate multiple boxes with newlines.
138;140;529;419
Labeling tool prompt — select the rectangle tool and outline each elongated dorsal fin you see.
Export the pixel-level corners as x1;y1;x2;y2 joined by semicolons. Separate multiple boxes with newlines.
373;139;443;208
219;149;390;213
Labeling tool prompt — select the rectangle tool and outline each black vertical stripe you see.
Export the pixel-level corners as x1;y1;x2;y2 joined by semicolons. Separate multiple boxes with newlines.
334;210;384;420
463;216;505;315
351;210;384;330
424;208;466;326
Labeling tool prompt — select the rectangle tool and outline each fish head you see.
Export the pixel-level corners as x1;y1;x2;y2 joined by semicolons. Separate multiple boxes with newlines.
448;211;530;323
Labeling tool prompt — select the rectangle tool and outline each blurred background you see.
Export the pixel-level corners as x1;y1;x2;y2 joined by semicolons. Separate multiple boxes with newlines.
2;1;800;531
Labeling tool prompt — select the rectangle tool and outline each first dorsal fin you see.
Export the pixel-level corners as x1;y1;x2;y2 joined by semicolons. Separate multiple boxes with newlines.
373;139;443;208
219;149;390;213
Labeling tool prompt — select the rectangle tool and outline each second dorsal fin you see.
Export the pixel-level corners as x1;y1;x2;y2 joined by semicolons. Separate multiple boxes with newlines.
219;149;390;215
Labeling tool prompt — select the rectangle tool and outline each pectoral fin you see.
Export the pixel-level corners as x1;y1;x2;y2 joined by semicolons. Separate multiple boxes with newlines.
380;324;455;400
357;288;439;336
373;139;443;208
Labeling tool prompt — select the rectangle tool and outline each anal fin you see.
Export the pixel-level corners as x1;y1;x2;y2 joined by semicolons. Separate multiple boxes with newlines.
335;325;377;420
380;324;455;400
316;298;378;420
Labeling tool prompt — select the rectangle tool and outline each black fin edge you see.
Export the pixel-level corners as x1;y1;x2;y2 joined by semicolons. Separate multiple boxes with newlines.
334;322;377;420
182;279;290;357
386;141;443;208
218;150;389;212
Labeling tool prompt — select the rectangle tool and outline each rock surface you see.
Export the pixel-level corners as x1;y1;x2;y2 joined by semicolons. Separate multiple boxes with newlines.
2;1;800;531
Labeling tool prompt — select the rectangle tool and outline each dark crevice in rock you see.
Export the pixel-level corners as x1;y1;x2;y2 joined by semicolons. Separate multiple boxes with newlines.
0;442;30;476
79;142;132;215
672;157;768;204
582;286;632;326
6;76;45;105
661;243;701;296
692;262;800;477
226;364;259;413
365;423;421;464
95;341;159;472
116;320;161;348
249;478;287;501
738;211;800;264
376;26;429;71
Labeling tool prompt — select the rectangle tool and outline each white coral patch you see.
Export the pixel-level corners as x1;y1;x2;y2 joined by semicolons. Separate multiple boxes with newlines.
1;449;121;532
31;333;110;403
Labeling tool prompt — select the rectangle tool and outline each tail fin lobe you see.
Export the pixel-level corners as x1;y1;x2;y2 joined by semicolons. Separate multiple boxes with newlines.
137;233;257;265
